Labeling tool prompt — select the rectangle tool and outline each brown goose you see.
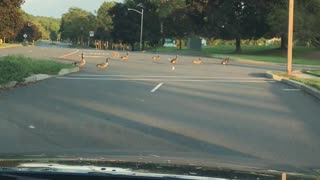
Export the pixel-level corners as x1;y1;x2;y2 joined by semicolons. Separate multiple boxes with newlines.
96;58;110;69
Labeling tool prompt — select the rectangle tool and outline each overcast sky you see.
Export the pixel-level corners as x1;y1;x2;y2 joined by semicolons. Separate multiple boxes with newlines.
22;0;122;18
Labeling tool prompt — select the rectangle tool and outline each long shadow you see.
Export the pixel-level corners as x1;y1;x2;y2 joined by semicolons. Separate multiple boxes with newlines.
51;95;258;159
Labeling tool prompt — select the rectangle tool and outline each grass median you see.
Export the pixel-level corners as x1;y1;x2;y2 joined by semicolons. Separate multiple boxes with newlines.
302;70;320;77
153;45;320;65
0;55;73;85
291;78;320;90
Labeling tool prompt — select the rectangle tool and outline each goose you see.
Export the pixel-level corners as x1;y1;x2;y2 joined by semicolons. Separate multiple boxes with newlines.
169;55;178;64
72;53;86;67
96;58;110;69
121;52;129;60
193;58;202;64
152;55;160;61
221;57;230;65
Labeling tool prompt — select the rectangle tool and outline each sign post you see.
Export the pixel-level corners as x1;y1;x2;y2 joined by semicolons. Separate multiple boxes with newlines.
88;31;94;47
287;0;294;74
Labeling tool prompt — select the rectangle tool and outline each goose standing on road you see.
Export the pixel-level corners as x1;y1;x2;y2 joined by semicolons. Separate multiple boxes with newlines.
72;53;86;67
193;58;202;64
121;52;129;60
169;55;178;64
221;57;230;65
152;55;160;61
96;58;110;69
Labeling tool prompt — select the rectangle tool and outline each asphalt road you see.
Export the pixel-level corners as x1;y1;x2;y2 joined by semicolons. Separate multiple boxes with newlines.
1;45;320;173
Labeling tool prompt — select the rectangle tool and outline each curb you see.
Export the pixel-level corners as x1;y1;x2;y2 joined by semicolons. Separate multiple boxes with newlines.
265;71;320;100
0;67;79;90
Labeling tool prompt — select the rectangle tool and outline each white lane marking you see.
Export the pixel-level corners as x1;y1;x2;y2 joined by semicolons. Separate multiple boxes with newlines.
82;55;105;58
69;74;269;80
59;49;79;58
282;88;301;91
150;154;161;158
28;125;35;129
56;77;275;83
151;83;163;93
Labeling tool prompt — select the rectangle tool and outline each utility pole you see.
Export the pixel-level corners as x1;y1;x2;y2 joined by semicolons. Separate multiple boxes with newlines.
128;3;144;51
287;0;294;74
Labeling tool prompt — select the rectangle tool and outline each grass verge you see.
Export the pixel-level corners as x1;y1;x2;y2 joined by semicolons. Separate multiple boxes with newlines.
153;45;320;65
302;70;320;77
0;55;73;85
291;78;320;90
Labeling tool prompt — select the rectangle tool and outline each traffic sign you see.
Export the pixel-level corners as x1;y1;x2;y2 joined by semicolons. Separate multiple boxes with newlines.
89;31;94;37
23;34;28;38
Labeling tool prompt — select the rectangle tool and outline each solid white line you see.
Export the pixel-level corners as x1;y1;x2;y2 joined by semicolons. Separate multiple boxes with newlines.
59;49;79;58
81;55;105;58
282;88;301;91
56;77;275;83
151;83;163;93
69;74;269;80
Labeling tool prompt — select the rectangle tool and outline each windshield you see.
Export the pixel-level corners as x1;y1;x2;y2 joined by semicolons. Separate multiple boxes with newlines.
1;0;320;179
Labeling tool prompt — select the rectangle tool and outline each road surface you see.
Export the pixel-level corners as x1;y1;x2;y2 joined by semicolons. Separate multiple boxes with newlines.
1;45;320;173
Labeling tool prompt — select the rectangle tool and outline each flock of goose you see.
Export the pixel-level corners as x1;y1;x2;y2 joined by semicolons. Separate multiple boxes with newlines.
72;52;230;69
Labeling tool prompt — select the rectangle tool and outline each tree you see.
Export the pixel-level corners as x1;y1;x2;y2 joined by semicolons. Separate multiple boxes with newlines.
163;8;193;49
206;0;275;52
155;0;186;44
59;8;96;45
109;3;139;50
95;2;116;41
16;22;42;42
50;31;58;41
267;0;320;48
0;0;25;42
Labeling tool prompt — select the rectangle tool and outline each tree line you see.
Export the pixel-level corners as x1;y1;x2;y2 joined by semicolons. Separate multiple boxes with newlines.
1;0;320;51
0;0;60;43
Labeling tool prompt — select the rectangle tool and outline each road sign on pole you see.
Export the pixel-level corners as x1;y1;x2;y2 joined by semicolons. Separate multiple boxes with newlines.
23;34;28;39
89;31;94;37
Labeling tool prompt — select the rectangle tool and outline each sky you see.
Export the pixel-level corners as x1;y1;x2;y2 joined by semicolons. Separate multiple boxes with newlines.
22;0;122;18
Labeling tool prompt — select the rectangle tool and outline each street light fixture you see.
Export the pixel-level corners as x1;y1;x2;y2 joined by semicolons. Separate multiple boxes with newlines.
128;3;144;51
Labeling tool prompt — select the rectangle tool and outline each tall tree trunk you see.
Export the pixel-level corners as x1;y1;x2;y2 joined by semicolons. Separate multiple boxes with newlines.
280;33;287;50
235;37;241;53
179;39;182;50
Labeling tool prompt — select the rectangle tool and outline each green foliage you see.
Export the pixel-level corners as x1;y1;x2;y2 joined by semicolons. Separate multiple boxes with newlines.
95;2;116;41
303;70;320;77
291;78;320;90
0;0;25;41
16;22;42;42
0;55;72;84
60;8;96;45
50;31;58;41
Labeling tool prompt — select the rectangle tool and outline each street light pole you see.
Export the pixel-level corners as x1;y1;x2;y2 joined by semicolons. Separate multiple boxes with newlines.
287;0;294;74
128;4;144;51
140;8;144;51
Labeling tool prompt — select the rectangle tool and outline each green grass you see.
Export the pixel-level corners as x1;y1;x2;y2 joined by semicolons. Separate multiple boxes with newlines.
291;78;320;90
303;70;320;77
153;45;320;65
272;72;294;78
0;55;73;85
